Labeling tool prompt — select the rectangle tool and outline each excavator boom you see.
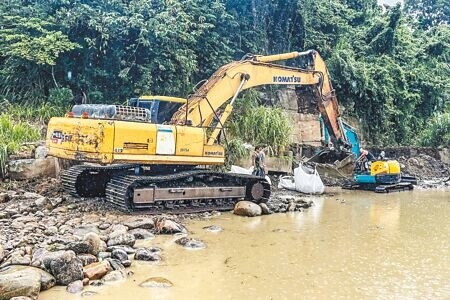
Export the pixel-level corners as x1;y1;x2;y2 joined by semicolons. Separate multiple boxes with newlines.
171;50;347;148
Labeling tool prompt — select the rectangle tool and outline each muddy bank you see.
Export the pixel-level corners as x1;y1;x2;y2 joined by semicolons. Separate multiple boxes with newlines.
0;176;313;299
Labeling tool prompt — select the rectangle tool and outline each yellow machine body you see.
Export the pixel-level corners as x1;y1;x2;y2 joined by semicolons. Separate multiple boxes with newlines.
46;117;224;165
370;160;401;176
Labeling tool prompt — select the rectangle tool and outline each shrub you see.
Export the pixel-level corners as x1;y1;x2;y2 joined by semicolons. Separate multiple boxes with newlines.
418;112;450;147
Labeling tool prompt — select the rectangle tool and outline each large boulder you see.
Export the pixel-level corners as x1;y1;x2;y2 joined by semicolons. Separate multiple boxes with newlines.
8;157;59;180
42;251;83;285
233;201;262;217
0;265;55;291
0;267;41;300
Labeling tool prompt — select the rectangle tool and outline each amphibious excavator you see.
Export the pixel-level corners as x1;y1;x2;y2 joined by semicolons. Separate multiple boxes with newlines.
46;50;352;213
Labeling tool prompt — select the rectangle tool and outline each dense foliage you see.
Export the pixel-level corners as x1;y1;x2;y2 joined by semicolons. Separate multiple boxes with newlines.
0;0;448;146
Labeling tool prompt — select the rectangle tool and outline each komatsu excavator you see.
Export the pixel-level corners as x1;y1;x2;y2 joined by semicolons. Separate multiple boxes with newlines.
46;50;352;213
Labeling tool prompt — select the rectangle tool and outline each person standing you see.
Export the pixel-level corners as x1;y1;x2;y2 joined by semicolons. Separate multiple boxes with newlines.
252;146;266;177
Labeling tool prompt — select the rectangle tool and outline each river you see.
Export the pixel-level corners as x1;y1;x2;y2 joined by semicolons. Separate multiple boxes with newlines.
41;188;450;299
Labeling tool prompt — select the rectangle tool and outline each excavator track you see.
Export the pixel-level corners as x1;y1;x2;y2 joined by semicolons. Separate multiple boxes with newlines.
61;165;271;214
342;181;414;193
61;164;134;197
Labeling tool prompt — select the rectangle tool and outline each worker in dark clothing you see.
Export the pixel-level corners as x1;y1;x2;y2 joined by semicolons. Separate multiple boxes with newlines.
252;146;266;177
357;148;375;172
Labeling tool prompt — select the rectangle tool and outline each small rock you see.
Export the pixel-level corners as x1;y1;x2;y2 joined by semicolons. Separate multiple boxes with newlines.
98;223;110;230
97;252;111;261
259;203;272;215
153;218;187;234
203;225;223;232
105;258;125;271
124;218;154;230
34;145;48;159
139;277;173;288
89;280;103;286
58;225;72;235
83;233;102;256
10;254;31;265
108;225;128;238
48;197;63;208
0;244;4;263
111;249;128;262
102;270;126;282
106;245;135;254
0;193;10;203
34;197;50;209
44;226;58;236
66;280;83;294
122;260;131;267
83;261;111;280
128;228;154;240
81;291;98;297
233;201;262;217
107;233;135;247
175;237;206;249
287;201;296;212
134;248;162;261
77;254;97;266
22;192;41;199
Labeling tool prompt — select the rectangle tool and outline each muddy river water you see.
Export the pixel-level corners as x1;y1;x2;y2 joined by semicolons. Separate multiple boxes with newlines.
41;189;449;299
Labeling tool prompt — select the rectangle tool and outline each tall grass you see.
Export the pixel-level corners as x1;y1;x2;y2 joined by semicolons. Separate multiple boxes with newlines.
224;138;250;167
0;114;41;176
229;92;292;157
0;100;69;123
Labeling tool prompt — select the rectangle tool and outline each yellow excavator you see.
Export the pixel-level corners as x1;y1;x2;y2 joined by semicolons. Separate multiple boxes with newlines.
46;50;352;212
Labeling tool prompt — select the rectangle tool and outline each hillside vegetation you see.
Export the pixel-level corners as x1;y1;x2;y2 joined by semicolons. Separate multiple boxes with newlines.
0;0;448;146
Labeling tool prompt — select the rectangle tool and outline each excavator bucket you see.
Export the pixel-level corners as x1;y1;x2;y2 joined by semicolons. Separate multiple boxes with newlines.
305;149;356;178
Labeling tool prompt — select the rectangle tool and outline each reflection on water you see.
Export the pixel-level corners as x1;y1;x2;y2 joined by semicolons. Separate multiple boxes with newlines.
41;189;450;299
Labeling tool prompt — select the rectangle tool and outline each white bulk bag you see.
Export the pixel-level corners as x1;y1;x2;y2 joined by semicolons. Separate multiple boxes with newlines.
278;176;296;190
293;165;324;194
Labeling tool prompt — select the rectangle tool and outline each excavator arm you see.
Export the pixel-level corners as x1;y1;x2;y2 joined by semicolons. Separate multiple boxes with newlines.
171;50;348;149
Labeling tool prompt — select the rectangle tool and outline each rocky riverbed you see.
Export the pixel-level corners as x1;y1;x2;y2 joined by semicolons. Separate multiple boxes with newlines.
0;176;313;299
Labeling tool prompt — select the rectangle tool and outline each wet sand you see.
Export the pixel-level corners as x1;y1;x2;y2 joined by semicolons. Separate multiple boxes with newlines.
41;188;450;299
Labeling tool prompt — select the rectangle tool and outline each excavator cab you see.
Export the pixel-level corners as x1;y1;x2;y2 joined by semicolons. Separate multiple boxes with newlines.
128;96;186;124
